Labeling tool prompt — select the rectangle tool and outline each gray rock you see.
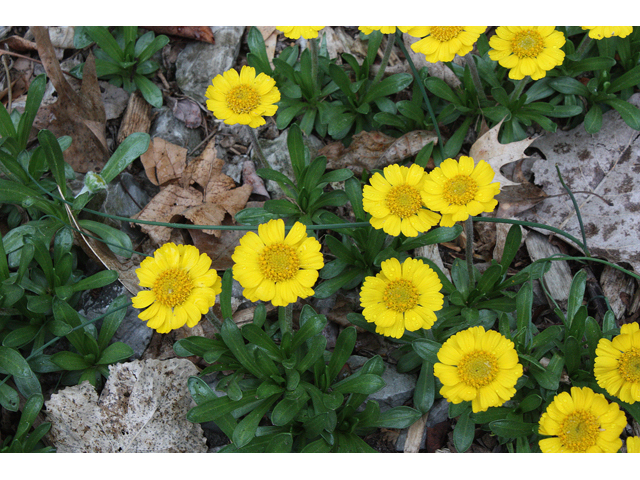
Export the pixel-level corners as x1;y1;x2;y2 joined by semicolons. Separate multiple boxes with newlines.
149;106;203;152
256;128;324;198
347;355;416;411
78;282;153;360
175;26;245;104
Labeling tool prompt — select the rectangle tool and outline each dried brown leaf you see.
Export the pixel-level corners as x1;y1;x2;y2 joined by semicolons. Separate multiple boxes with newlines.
32;27;108;172
242;160;270;197
141;26;215;44
140;137;188;186
468;120;536;187
322;130;438;175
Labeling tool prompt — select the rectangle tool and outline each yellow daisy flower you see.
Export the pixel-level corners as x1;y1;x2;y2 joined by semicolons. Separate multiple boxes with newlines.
582;26;633;39
205;65;280;128
362;163;441;237
398;27;430;38
422;156;500;228
538;386;627;453
359;26;398;35
360;257;443;339
627;436;640;453
408;27;487;63
488;26;566;80
594;322;640;404
433;326;523;413
276;26;324;40
232;219;324;307
132;243;222;334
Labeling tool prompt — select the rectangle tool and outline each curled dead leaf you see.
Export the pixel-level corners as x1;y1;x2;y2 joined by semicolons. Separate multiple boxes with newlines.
140;137;188;186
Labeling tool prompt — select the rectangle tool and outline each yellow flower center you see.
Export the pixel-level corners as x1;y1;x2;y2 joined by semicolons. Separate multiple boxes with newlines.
259;243;300;282
226;84;260;114
442;175;478;205
458;350;499;388
386;185;423;218
511;29;544;58
383;279;419;312
618;347;640;383
430;27;464;42
558;410;599;452
153;269;194;308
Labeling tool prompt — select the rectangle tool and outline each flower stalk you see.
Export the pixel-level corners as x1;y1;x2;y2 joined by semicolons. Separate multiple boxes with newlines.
371;33;396;86
464;53;487;102
465;216;475;283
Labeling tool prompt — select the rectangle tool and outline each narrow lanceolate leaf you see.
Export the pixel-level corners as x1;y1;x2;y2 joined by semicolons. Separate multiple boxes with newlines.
0;346;32;378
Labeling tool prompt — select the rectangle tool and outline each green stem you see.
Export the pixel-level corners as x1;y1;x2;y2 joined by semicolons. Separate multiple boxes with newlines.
465;216;475;283
394;30;445;160
371;33;395;86
309;37;320;93
509;77;530;102
279;304;293;336
245;125;269;170
464;53;486;102
555;164;591;257
205;309;223;332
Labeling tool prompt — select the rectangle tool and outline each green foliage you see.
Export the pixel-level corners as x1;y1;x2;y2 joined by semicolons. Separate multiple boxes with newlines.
176;301;421;452
235;124;353;226
71;26;169;107
0;394;55;452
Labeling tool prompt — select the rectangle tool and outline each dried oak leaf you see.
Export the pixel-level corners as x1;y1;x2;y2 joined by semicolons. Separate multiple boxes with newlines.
45;359;207;453
32;26;108;173
136;138;252;244
140;137;188;186
321;130;438;175
469;120;537;187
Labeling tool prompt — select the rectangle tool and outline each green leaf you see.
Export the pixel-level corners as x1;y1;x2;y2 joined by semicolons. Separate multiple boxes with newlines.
313;267;362;299
50;351;93;371
271;394;308;426
319;168;353;185
475;264;503;295
37;129;67;198
398;225;462;251
0;96;17;139
375;406;422;429
412;338;442;364
101;132;150;184
242;323;282;361
0;382;20;411
133;74;163;108
362;73;413;104
0;346;32;378
291;305;327;351
220;318;264;379
566;269;587;328
17;74;46;150
137;35;170;64
287;124;307;181
97;295;129;351
246;27;273;75
85;26;125;63
2;325;40;348
220;268;233;321
452;410;475;453
15;394;44;440
78;220;134;258
489;419;537;438
413;360;435;413
187;375;218;405
70;269;119;293
530;352;564;390
327;326;356;384
233;395;280;448
584;105;603;134
564;336;581;375
603;97;640;130
328;63;355;100
425;77;460;104
330;373;385;395
97;342;133;365
609;64;640;93
344;177;364;221
264;199;300;216
549;77;589;96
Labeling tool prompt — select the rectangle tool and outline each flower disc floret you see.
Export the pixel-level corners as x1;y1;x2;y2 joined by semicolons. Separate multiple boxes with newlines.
538;386;627;453
205;65;280;128
582;26;633;39
360;257;443;339
422;156;500;227
433;326;523;412
488;26;565;80
276;26;324;39
409;26;486;63
132;243;222;334
232;219;323;307
362;163;441;237
594;321;640;404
